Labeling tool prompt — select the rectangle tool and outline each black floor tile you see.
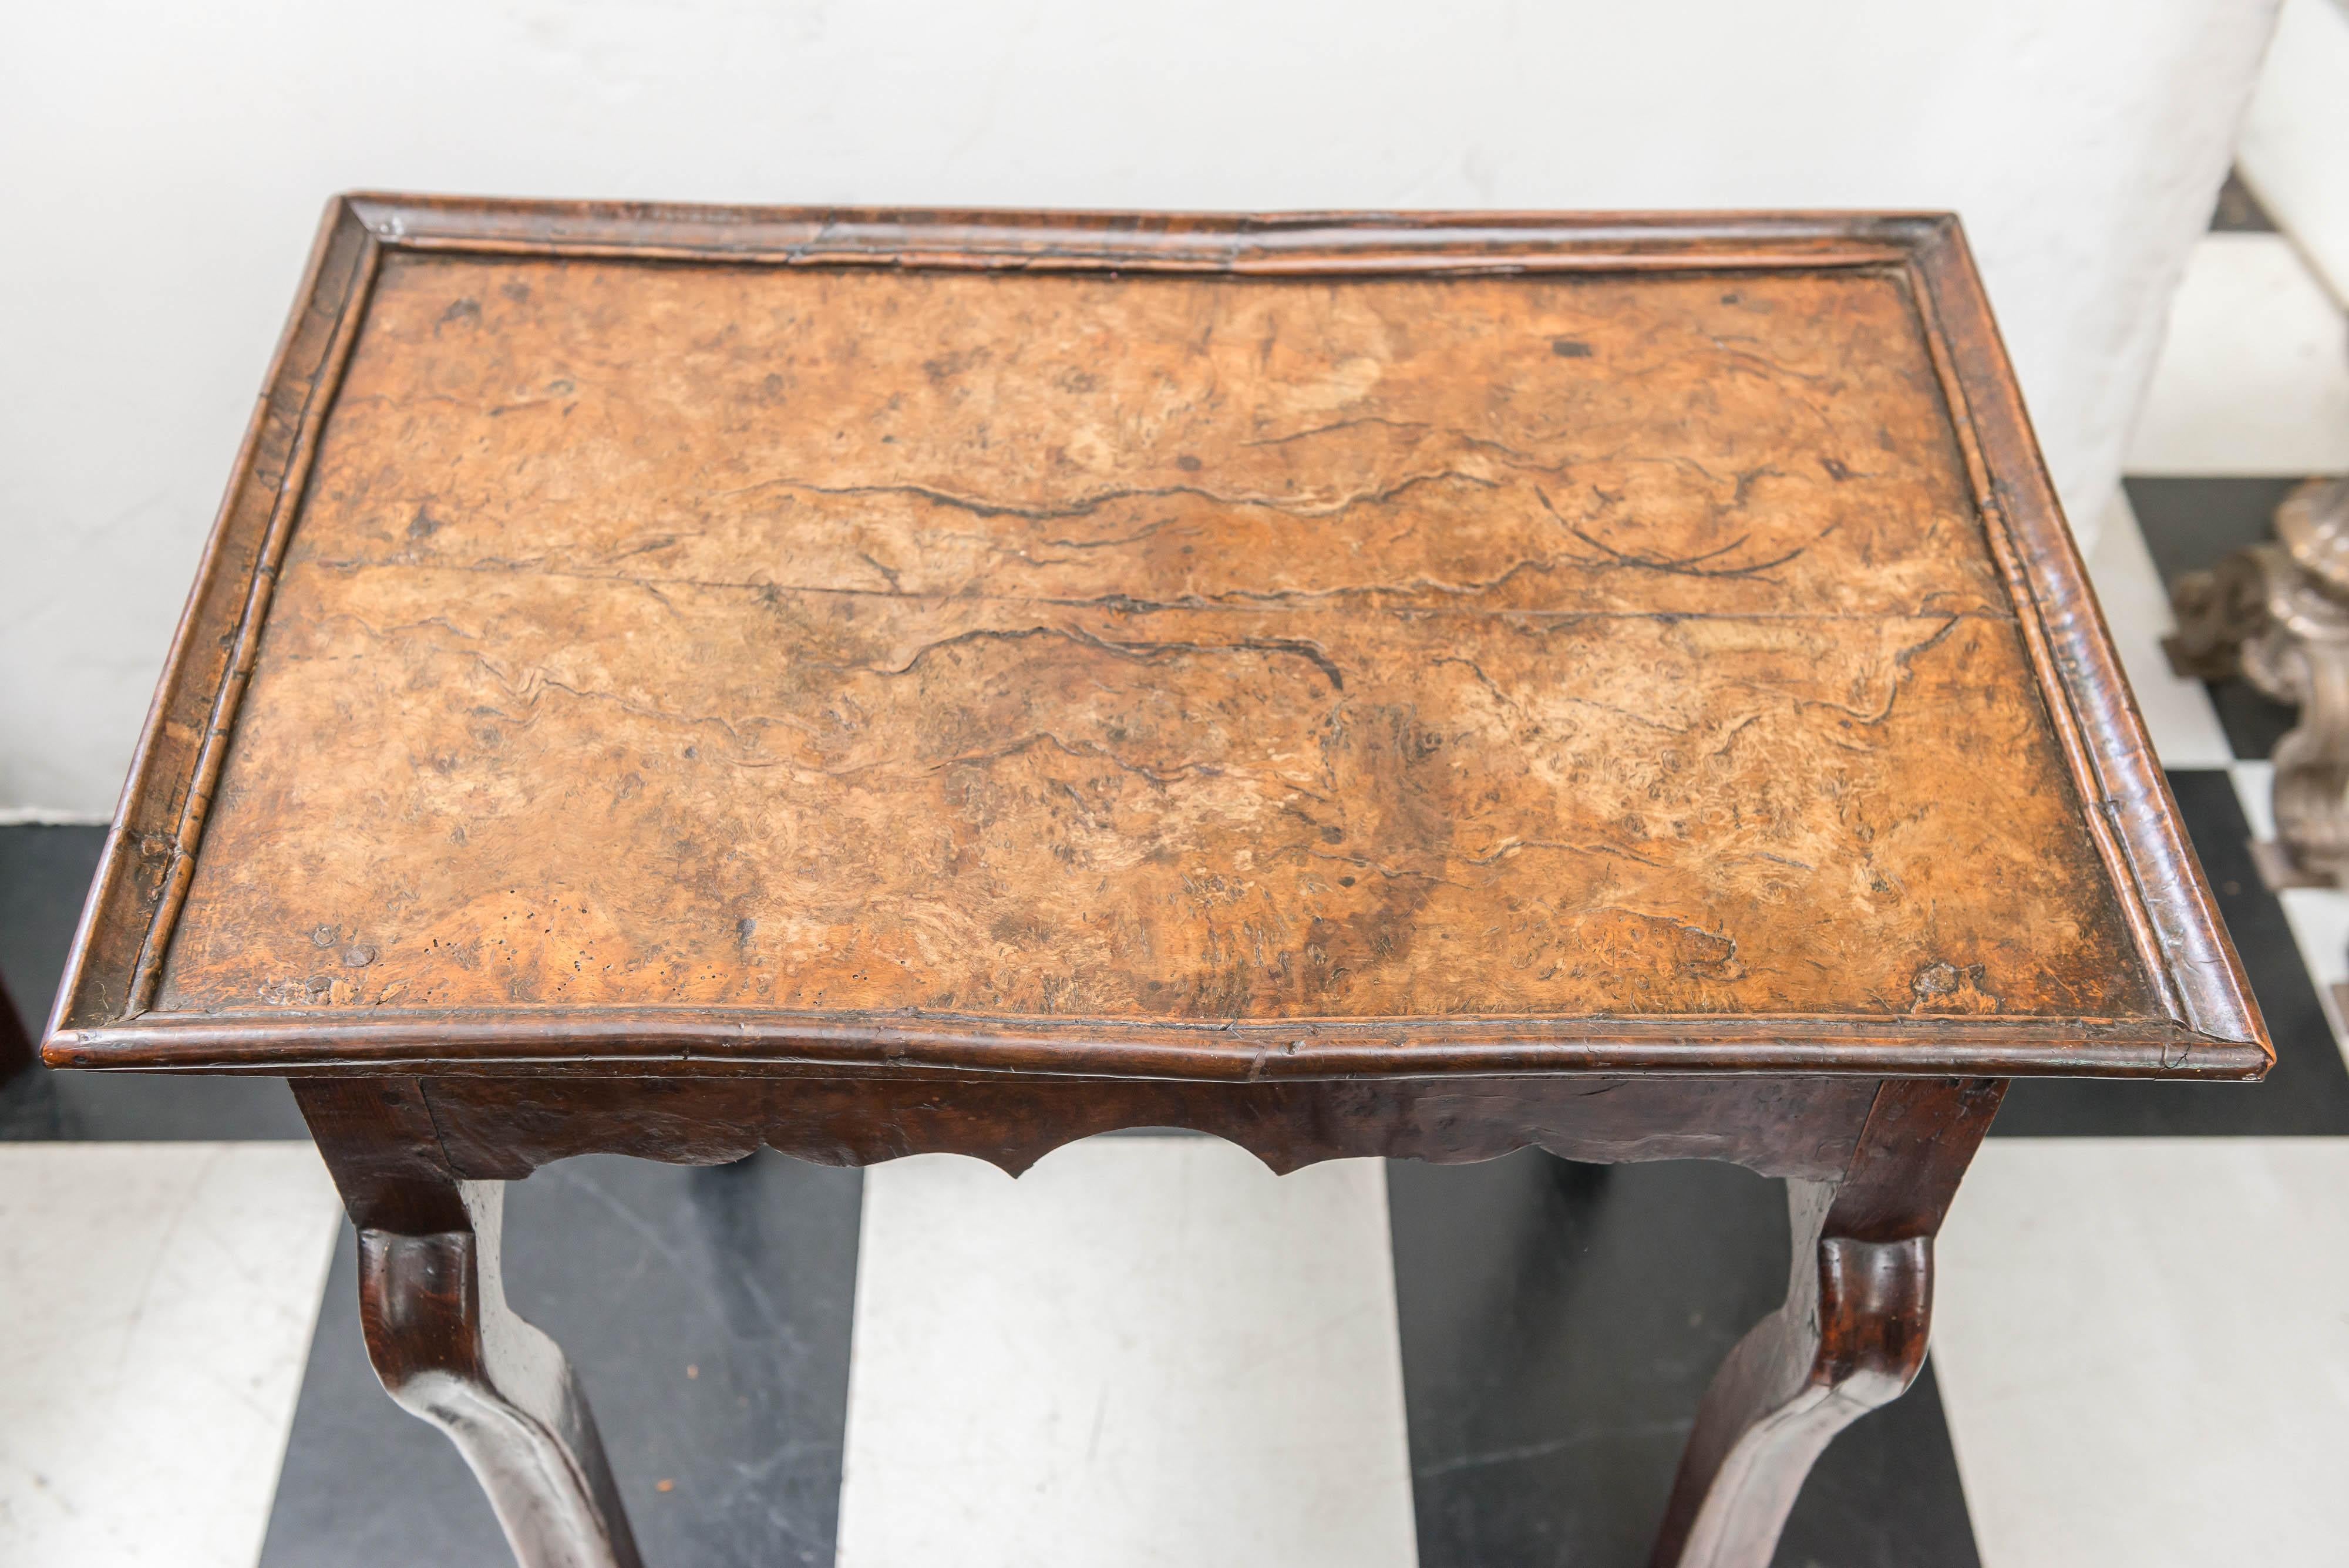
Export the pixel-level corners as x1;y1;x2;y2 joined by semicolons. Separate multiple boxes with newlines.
2210;169;2279;233
1389;1152;1979;1568
0;823;307;1139
2123;476;2310;760
0;823;106;1034
261;1150;863;1568
2203;680;2300;765
1996;770;2349;1136
0;1065;308;1140
2123;477;2305;584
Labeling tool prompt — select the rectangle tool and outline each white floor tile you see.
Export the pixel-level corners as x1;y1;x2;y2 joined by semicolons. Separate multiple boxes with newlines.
834;1138;1418;1568
2230;756;2280;843
1934;1138;2349;1568
0;1142;342;1568
2083;490;2232;766
2283;882;2349;1044
2125;233;2349;475
2240;0;2349;309
2230;759;2349;1055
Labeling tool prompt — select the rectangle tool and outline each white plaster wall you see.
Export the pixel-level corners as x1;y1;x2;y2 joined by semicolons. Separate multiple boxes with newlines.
0;0;2279;816
2239;0;2349;305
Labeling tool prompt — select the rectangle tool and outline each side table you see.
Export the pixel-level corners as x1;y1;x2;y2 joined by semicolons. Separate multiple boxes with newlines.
46;198;2267;1568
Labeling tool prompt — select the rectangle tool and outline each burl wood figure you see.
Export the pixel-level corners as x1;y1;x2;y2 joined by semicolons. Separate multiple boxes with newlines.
48;198;2265;1568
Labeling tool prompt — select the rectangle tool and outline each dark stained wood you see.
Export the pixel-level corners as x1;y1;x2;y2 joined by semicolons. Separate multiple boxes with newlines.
44;200;2263;1081
1647;1078;2005;1567
38;1004;2240;1080
416;1071;1885;1180
299;1062;1973;1568
40;200;2271;1568
297;1080;641;1568
293;1075;469;1232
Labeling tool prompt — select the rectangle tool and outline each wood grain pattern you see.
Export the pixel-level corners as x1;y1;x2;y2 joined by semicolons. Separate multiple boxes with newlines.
49;201;2244;1568
162;259;2132;1022
42;201;2266;1079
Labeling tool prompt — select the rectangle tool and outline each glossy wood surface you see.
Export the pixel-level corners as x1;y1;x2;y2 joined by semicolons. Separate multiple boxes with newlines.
46;199;2257;1568
42;200;2265;1079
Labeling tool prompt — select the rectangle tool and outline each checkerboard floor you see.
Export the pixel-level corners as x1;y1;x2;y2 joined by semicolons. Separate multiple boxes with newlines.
5;173;2347;1568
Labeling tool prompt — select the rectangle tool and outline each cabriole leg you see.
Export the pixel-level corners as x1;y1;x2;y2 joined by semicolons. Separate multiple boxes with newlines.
298;1078;643;1568
1647;1079;2005;1568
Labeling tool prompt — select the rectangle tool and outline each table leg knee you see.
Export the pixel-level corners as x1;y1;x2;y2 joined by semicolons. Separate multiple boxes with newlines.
357;1182;644;1568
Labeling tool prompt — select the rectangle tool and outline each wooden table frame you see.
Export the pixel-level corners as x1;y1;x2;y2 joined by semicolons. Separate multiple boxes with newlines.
46;198;2267;1568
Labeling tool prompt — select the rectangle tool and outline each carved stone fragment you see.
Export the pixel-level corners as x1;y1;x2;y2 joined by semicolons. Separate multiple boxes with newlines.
2168;476;2349;881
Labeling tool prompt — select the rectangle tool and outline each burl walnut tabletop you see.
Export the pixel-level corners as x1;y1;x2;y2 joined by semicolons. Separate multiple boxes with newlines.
48;198;2264;1568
